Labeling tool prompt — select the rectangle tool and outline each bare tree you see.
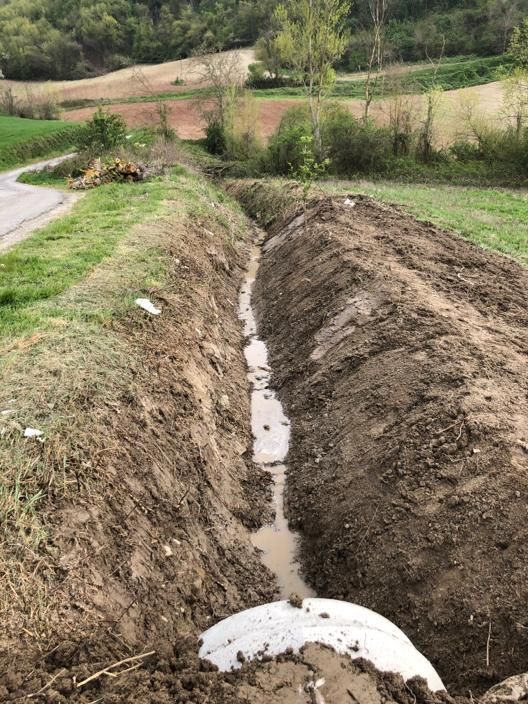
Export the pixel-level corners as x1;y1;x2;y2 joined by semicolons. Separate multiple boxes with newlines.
417;40;445;162
192;48;245;130
364;0;391;121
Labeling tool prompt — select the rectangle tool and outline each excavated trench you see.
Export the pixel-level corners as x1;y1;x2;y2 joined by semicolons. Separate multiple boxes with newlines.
238;237;315;600
3;180;528;704
237;185;528;696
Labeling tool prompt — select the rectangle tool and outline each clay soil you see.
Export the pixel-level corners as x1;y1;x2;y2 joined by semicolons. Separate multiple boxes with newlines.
247;189;528;696
62;98;301;141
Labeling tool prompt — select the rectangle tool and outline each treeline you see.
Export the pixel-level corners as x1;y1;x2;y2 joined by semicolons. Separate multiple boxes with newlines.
345;0;528;69
1;0;527;81
0;0;276;80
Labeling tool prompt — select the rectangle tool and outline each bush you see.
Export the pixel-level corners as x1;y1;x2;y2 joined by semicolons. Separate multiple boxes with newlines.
76;108;128;153
449;140;482;162
246;62;301;90
264;105;312;174
204;120;227;155
321;103;393;176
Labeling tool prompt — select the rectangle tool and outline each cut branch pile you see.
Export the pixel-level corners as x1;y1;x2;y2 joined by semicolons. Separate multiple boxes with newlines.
69;158;151;190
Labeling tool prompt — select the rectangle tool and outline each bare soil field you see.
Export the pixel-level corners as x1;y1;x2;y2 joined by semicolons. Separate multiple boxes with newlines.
2;49;256;103
231;182;528;695
60;82;505;146
62;98;301;141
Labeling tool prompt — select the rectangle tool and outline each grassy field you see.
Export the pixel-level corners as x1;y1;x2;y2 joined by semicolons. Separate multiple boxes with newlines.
323;180;528;266
253;55;511;99
0;115;79;170
56;55;511;110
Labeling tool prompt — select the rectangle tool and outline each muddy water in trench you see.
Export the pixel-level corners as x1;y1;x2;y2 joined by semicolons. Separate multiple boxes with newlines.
239;241;315;600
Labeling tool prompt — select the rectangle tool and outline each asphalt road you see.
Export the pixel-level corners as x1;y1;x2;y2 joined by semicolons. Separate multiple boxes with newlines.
0;155;77;252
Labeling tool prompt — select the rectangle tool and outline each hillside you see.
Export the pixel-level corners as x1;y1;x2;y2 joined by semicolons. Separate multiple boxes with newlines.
0;0;526;81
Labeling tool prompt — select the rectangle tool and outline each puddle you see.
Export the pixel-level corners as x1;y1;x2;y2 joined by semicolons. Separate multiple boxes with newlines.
239;241;315;599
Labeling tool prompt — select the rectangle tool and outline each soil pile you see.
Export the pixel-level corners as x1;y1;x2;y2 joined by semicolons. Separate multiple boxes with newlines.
248;191;528;695
0;201;276;698
3;639;461;703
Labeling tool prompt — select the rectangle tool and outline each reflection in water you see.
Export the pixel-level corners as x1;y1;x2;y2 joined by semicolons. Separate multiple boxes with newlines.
239;242;315;599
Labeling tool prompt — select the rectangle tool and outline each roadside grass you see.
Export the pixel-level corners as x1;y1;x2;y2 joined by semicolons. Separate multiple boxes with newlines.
0;164;245;552
0;175;179;340
322;180;528;266
0;115;80;170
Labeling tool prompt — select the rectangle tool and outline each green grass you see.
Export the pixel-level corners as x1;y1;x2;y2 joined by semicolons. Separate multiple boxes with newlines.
0;162;244;541
323;180;528;266
0;115;80;170
253;55;511;99
0;172;184;340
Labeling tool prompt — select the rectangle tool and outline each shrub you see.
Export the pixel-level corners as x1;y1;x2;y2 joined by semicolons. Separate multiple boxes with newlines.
449;140;482;162
264;105;312;174
76;108;128;153
246;62;301;89
321;103;393;176
204;120;227;155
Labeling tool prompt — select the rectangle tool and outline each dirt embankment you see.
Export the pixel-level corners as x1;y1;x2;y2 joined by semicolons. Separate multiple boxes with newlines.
242;187;528;695
0;201;276;700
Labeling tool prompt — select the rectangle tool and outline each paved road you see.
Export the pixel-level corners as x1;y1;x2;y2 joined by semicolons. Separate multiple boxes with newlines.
0;155;77;252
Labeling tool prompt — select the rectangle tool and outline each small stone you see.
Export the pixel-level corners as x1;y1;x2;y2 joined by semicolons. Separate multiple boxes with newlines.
288;593;303;609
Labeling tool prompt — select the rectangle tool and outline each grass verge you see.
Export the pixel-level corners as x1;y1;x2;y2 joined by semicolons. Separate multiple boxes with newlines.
0;162;244;545
0;160;251;644
322;180;528;266
0;115;80;170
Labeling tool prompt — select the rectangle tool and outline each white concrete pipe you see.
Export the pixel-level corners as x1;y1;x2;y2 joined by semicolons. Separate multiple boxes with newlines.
199;598;445;692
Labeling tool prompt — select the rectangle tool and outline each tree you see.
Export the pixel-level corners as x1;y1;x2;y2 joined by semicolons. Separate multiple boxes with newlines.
509;17;528;70
364;0;392;120
489;0;522;53
274;0;349;160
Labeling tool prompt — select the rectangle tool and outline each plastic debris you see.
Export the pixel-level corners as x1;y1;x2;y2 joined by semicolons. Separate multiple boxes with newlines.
135;298;161;316
344;198;356;208
24;427;43;439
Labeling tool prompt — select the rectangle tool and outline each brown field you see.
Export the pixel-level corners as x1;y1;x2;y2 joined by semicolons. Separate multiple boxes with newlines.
3;45;507;145
62;81;505;145
2;48;256;102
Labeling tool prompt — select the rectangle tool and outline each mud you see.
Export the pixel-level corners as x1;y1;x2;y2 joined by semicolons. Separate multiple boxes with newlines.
239;241;314;599
247;190;528;695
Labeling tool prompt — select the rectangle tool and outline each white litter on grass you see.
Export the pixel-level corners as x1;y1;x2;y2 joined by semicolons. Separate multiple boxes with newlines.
135;298;162;316
1;409;15;416
24;427;43;439
344;198;356;208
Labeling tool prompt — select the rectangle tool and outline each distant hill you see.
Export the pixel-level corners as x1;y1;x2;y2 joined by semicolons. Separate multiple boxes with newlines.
0;0;527;81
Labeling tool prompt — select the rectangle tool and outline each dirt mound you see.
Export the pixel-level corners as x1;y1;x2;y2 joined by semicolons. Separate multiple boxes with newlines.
2;639;459;703
0;193;276;697
247;191;528;695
